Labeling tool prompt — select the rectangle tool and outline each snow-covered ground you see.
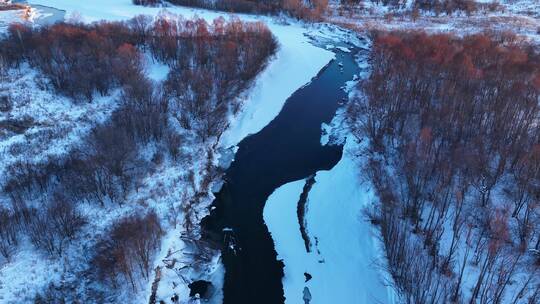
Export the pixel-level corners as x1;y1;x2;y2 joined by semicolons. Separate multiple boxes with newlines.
0;65;119;183
0;2;56;34
0;7;24;32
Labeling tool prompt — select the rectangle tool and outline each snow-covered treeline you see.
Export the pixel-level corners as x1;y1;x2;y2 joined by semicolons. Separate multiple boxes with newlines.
342;0;487;14
336;0;534;15
348;31;540;303
138;0;330;21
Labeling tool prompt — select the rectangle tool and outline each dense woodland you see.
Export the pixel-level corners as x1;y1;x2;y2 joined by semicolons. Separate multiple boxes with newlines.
0;16;276;301
349;31;540;303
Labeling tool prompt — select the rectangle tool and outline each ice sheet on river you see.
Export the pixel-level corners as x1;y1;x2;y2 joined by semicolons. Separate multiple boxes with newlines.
264;136;396;304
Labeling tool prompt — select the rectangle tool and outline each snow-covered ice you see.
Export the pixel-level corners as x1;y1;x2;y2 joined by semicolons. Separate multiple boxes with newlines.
336;46;351;53
264;136;396;304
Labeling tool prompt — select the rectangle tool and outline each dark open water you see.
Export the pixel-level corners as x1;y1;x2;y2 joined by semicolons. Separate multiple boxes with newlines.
203;44;362;304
